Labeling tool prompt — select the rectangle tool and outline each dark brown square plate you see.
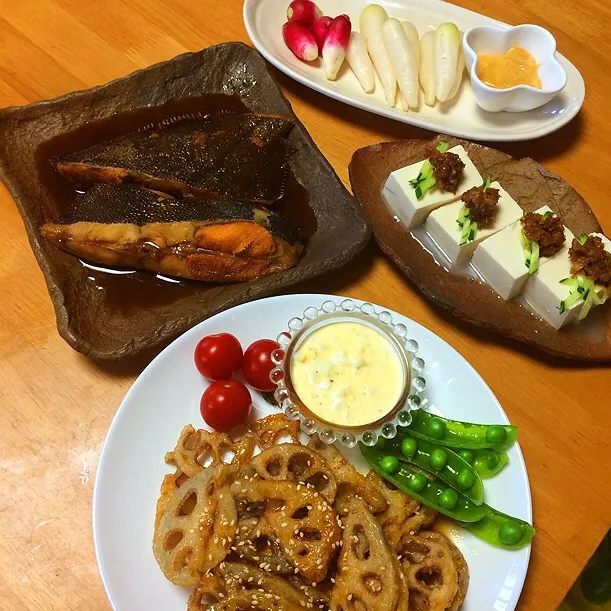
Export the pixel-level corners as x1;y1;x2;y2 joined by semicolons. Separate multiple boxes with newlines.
350;136;611;362
0;43;370;360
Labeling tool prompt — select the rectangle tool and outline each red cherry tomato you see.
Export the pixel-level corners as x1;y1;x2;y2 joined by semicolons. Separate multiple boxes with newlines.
200;380;251;432
243;339;280;392
194;333;243;381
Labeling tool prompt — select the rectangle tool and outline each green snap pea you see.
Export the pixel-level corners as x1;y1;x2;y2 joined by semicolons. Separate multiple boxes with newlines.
430;448;448;470
410;473;428;492
400;437;418;457
384;435;484;505
439;488;458;509
379;455;399;474
456;469;476;490
460;504;535;550
404;411;518;450
458;449;474;464
360;443;487;522
427;416;447;439
472;449;509;478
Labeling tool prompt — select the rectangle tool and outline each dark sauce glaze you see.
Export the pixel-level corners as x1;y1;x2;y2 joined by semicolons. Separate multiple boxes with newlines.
35;94;315;313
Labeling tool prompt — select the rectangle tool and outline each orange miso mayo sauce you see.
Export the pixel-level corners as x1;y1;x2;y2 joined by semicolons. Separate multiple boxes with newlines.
290;322;404;427
477;45;542;89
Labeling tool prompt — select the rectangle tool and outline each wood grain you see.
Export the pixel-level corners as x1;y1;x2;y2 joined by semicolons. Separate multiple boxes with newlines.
0;1;608;610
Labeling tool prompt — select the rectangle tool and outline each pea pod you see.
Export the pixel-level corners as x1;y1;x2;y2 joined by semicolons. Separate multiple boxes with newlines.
381;435;484;505
459;504;535;549
472;449;509;478
404;411;518;450
360;443;487;523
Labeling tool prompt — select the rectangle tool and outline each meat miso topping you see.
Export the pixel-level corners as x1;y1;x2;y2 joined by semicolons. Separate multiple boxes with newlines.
569;235;611;287
429;149;465;193
461;185;500;226
520;211;565;256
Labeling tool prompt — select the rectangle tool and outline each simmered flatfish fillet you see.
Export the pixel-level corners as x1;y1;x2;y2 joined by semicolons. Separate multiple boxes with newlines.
40;184;303;283
55;113;295;204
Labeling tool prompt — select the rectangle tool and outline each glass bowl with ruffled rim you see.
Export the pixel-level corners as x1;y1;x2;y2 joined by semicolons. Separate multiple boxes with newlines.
268;299;428;448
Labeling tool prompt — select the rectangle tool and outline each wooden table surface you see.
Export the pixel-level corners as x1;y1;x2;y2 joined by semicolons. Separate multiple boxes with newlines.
0;0;609;609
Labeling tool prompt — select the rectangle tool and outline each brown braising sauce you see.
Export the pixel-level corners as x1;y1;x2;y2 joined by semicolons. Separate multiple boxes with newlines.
35;94;314;313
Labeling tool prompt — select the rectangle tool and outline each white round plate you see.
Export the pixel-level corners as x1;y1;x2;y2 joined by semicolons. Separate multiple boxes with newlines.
93;294;532;610
243;0;584;142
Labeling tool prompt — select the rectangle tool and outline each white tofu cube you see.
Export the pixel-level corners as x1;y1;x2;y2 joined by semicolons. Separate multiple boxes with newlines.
523;232;611;329
472;206;574;300
424;181;523;269
381;145;483;228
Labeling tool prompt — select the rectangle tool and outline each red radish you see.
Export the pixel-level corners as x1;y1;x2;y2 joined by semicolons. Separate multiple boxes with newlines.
283;21;318;61
286;0;321;27
312;16;333;53
322;14;351;80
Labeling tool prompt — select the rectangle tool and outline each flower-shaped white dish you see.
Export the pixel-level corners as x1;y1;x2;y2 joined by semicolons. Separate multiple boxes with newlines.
271;299;428;447
464;24;567;112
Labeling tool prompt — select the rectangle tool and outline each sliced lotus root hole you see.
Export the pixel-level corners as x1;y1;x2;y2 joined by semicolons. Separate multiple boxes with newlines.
362;572;383;594
416;567;444;587
352;525;371;561
195;441;237;468
253;535;271;552
175;548;194;571
297;528;322;541
402;539;432;564
268;498;286;511
291;505;310;520
176;472;190;487
287;452;310;477
164;530;184;551
178;492;198;517
265;458;282;476
304;472;330;492
199;593;220;606
237;499;266;520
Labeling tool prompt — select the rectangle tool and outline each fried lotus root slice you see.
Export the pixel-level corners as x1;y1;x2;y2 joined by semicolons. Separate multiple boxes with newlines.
209;590;305;611
248;414;300;449
153;466;235;587
207;482;238;569
251;443;338;503
399;532;459;611
187;573;227;611
330;497;401;611
219;562;312;608
288;572;335;608
166;425;256;477
366;471;437;550
234;517;294;575
308;435;386;514
155;467;190;528
420;532;469;611
231;479;341;584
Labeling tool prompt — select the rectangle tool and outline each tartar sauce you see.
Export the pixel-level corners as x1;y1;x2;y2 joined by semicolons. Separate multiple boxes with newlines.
290;322;404;427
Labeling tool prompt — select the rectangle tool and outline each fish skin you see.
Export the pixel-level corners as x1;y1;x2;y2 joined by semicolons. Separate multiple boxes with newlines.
55;113;295;204
40;184;303;283
50;184;301;245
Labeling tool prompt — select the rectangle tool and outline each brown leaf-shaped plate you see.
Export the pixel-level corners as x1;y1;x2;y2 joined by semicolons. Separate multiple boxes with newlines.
0;43;370;360
349;136;611;361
